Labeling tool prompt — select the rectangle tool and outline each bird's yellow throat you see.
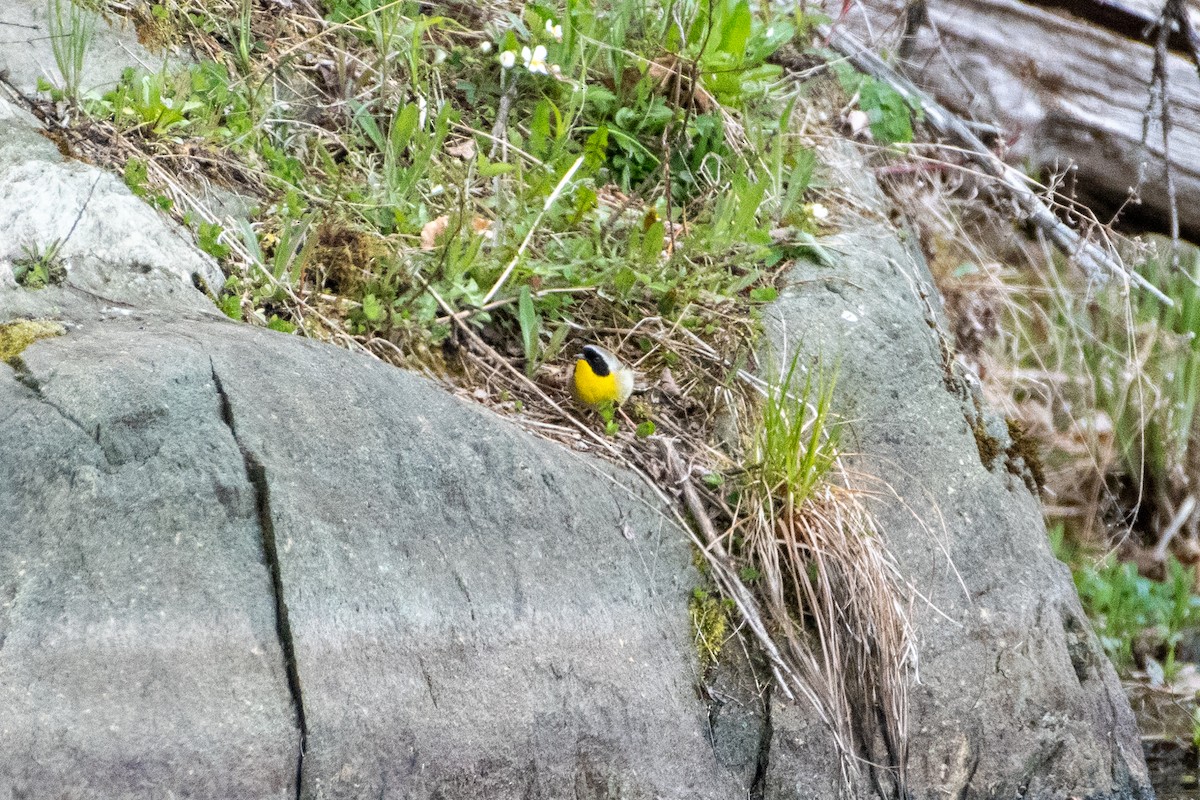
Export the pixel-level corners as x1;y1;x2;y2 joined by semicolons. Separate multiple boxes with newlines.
572;357;621;407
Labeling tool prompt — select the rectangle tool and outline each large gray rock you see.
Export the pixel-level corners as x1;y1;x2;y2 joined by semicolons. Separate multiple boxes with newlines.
758;152;1151;799
0;315;748;799
0;322;299;799
200;319;735;799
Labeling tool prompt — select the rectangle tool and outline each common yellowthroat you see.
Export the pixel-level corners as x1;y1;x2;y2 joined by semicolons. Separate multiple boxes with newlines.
569;344;634;408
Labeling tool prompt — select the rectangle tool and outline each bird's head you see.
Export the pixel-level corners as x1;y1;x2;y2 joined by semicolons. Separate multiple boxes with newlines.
579;344;613;377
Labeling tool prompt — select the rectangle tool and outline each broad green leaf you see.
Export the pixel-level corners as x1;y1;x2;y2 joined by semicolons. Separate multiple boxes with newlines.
518;285;540;377
614;266;638;294
719;1;752;61
530;99;552;156
349;99;385;151
781;148;816;220
640;220;665;266
389;102;420;154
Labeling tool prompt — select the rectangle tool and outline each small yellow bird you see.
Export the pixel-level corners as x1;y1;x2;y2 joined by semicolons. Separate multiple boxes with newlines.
569;344;634;408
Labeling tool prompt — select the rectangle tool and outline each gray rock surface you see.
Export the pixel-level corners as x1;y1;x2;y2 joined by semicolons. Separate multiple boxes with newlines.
201;319;733;799
0;0;163;97
758;151;1151;799
0;321;299;799
2;314;739;799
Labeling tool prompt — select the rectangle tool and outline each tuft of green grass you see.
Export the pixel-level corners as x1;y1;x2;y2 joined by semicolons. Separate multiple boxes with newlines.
754;354;839;504
726;354;912;787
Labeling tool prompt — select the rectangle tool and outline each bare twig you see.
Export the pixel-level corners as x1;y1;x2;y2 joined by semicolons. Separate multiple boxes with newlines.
1153;494;1196;562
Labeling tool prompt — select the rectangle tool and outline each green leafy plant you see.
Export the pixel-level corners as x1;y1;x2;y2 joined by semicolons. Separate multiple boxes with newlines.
832;62;917;144
238;212;319;290
195;221;231;260
123;157;149;196
1072;554;1200;678
660;0;796;108
518;285;540;377
12;242;67;289
88;67;205;135
597;400;620;436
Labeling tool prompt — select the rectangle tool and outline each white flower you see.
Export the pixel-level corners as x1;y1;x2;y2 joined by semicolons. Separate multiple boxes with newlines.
846;108;870;137
522;44;549;74
766;26;775;38
433;48;447;65
545;18;563;42
807;202;830;221
499;49;516;69
479;41;493;53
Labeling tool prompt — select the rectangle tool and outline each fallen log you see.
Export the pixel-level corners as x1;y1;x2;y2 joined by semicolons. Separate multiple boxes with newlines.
840;0;1200;241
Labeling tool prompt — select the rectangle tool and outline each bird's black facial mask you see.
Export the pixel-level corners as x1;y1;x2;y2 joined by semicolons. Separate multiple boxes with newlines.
581;346;610;377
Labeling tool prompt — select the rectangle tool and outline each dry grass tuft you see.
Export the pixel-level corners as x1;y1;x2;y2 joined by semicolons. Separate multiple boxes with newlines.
739;358;913;789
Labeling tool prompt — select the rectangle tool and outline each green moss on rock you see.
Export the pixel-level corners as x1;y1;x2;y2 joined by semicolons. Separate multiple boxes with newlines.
1005;418;1046;496
972;417;1001;468
690;588;729;665
0;319;66;364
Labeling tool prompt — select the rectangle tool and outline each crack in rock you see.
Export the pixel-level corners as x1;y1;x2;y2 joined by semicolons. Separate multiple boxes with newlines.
749;682;772;800
210;359;308;799
7;357;100;447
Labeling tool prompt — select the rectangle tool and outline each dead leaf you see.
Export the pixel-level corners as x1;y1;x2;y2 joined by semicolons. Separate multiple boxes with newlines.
420;215;450;250
471;216;495;240
846;109;871;139
659;366;681;397
447;138;476;160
